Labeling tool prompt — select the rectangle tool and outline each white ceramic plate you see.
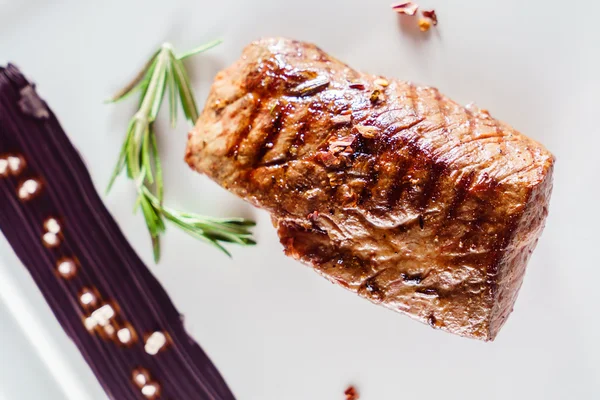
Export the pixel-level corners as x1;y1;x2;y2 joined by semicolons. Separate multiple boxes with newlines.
1;0;599;399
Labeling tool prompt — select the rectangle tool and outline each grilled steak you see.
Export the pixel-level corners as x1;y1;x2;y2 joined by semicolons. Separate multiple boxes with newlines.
185;38;555;341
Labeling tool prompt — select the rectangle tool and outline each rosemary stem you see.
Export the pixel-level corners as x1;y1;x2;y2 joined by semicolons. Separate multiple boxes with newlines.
107;41;256;261
139;48;169;120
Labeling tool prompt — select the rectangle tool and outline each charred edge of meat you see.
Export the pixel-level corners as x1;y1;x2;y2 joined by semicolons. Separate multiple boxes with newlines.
401;272;424;285
363;277;384;301
428;314;437;327
416;288;439;298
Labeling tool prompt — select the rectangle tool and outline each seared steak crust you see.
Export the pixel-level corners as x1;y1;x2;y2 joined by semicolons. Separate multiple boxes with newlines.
185;38;554;340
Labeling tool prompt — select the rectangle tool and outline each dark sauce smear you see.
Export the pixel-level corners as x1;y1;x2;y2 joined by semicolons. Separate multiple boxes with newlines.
0;65;235;400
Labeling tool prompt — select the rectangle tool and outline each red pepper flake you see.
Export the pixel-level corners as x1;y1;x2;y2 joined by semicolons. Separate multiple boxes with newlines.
315;151;339;167
307;211;319;222
391;2;419;16
355;125;380;139
370;89;384;104
349;81;366;90
422;9;438;25
330;135;356;150
332;114;352;125
344;385;359;400
418;18;432;32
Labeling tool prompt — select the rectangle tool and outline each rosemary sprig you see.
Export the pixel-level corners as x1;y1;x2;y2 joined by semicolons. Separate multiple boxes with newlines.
107;41;256;262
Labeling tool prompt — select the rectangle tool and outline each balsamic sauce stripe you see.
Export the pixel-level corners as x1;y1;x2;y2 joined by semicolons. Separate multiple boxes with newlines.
0;65;235;400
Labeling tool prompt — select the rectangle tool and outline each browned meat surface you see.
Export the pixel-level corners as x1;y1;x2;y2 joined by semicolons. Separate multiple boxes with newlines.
185;38;555;341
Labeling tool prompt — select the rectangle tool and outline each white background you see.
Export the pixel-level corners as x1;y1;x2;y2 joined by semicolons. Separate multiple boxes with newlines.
1;0;599;399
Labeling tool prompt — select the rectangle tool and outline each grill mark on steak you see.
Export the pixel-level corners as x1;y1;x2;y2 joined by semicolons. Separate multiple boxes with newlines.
358;113;422;203
418;161;446;211
446;171;475;219
227;98;263;158
358;167;378;205
289;114;309;158
254;103;288;166
353;120;382;204
386;157;410;208
385;137;422;209
259;158;290;168
415;89;449;210
369;108;428;209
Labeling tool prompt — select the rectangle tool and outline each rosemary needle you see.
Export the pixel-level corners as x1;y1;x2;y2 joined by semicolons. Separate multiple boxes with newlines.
107;41;256;262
